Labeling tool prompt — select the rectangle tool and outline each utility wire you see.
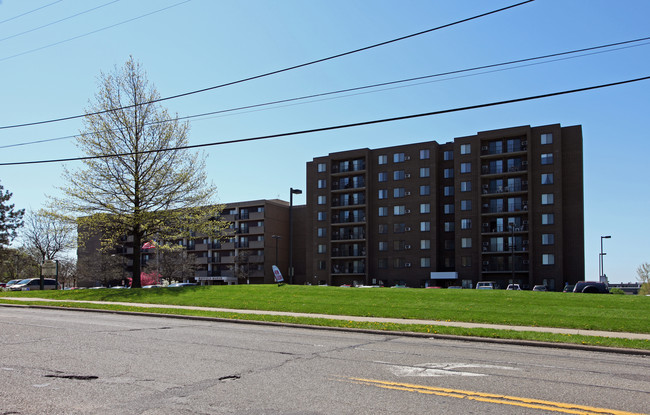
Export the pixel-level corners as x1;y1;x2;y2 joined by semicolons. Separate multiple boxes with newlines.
0;0;534;131
0;1;63;25
0;0;191;64
1;75;648;167
0;1;121;43
2;34;648;150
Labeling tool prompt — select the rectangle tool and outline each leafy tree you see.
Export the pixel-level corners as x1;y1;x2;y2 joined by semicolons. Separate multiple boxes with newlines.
0;181;24;247
76;250;125;288
51;57;227;287
0;247;38;281
21;210;75;263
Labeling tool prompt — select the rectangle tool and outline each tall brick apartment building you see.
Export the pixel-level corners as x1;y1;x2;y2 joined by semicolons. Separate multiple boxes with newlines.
304;124;584;290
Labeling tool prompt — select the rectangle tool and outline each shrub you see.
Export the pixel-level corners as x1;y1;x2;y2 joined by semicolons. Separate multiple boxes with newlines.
609;287;625;295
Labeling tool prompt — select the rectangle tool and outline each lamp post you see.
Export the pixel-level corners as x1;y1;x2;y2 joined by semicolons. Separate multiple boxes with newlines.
289;187;302;284
509;222;515;282
272;235;281;267
600;235;611;283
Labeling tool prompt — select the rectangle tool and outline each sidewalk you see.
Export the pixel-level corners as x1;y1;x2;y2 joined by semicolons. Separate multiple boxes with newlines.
3;297;649;341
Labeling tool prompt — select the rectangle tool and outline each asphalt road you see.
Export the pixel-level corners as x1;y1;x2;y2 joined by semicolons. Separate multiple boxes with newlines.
1;307;648;415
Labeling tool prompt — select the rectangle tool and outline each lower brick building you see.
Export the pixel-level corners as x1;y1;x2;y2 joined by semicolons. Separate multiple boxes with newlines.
303;124;584;290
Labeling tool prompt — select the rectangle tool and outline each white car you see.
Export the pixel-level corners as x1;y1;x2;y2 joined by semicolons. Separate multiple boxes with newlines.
506;284;522;290
9;278;59;291
476;281;496;289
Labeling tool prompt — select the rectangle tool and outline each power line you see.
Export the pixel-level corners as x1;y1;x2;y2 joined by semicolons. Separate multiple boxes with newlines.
0;1;121;43
0;0;534;131
2;34;648;150
1;75;648;167
0;1;63;25
0;0;191;64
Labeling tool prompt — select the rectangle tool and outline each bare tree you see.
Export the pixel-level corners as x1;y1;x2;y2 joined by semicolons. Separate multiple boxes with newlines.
147;244;198;284
21;210;75;263
50;57;227;287
638;263;650;296
76;250;125;288
233;251;250;284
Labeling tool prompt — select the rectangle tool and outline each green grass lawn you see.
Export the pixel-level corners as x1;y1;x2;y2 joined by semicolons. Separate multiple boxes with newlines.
2;284;648;333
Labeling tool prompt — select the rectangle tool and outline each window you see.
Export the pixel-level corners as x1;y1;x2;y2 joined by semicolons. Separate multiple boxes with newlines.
378;242;388;251
318;260;326;270
420;240;431;249
542;193;554;205
420;221;431;231
393;223;406;233
444;240;454;250
444;204;454;214
420;149;430;159
444;186;454;196
393;187;406;198
378;258;388;269
317;179;326;189
378;155;388;164
317;244;326;254
378;224;388;234
460;144;471;154
541;173;554;185
420;167;430;178
541;133;553;145
460;181;471;192
378;189;388;199
461;256;472;267
461;238;472;248
393;153;405;163
443;150;454;161
378;207;388;217
542;233;554;245
420;203;430;214
461;218;472;230
461;200;472;211
393;205;406;216
542;253;555;265
420;185;430;196
317;195;327;205
443;168;454;178
460;162;471;173
317;228;326;237
378;172;388;182
541;153;553;165
444;222;455;232
317;211;326;221
317;163;327;172
393;170;405;180
420;257;431;268
393;240;405;251
394;258;406;269
542;213;554;225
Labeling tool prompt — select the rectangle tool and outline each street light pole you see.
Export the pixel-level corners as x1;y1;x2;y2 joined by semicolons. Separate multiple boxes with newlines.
600;235;611;283
289;187;302;284
509;223;515;282
272;235;281;268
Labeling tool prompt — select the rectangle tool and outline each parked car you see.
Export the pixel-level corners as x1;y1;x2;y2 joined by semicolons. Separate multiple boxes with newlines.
573;281;609;294
142;285;163;289
4;279;22;289
167;283;197;287
506;284;521;290
562;284;575;293
476;281;496;289
9;278;59;291
532;285;547;292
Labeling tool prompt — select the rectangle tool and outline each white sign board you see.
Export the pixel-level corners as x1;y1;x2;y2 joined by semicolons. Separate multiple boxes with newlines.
42;260;57;276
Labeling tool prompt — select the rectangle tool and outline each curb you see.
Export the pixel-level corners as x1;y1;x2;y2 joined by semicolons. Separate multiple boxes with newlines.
2;302;649;357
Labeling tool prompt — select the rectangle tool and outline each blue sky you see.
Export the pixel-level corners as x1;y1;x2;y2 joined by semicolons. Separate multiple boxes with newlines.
0;0;648;283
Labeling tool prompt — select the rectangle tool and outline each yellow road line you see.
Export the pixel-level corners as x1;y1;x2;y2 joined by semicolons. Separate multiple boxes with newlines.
345;378;646;415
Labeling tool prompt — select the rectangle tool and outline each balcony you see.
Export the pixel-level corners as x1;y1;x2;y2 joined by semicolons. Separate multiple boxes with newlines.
481;183;528;196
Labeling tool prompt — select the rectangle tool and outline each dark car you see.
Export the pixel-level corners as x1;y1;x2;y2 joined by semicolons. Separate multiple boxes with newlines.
573;281;609;294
